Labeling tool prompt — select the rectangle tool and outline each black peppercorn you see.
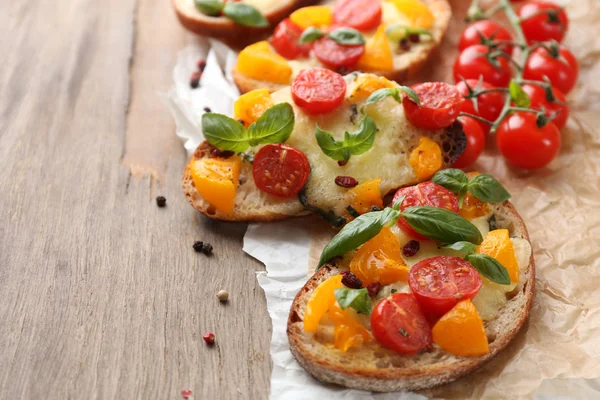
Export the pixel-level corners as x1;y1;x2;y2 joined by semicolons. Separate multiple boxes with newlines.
156;196;167;208
203;107;212;113
201;243;213;256
193;241;204;253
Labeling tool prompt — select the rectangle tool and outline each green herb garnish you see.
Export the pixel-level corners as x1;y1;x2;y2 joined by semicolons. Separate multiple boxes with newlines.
334;288;371;314
432;169;511;205
315;115;377;163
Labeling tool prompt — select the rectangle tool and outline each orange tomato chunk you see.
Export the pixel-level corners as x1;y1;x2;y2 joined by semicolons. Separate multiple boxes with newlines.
234;89;274;127
432;299;489;357
351;75;396;101
328;302;371;352
409;137;443;180
478;229;520;283
350;227;409;286
460;193;490;220
290;6;333;29
304;275;343;333
357;25;394;72
237;41;292;84
190;156;241;215
347;179;383;215
389;0;434;29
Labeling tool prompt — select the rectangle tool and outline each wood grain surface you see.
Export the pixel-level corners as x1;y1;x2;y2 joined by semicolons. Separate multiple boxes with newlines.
0;1;271;399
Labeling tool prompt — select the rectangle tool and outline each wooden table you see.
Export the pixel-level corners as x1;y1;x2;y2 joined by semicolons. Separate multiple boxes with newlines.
0;1;271;398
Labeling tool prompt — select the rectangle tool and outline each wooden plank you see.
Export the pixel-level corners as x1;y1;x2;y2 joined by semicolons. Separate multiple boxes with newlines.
0;0;271;399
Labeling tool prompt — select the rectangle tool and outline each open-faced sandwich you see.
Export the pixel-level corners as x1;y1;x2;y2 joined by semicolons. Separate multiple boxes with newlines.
287;170;534;392
232;0;452;94
173;0;320;49
182;69;468;223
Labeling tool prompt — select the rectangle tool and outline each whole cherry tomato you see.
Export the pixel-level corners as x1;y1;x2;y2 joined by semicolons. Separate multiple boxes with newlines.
458;20;514;55
371;294;432;355
453;44;513;87
333;0;382;32
252;144;311;198
496;111;561;169
291;68;347;115
271;19;312;60
523;46;578;94
456;79;506;133
522;84;569;129
452;117;485;169
518;1;569;44
402;82;464;130
313;37;365;69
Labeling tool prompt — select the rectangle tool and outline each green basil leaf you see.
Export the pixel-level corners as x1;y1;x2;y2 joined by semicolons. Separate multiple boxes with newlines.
509;80;531;108
223;3;269;27
318;207;401;268
385;24;433;42
442;241;476;255
195;0;224;15
299;27;324;44
432;169;469;196
362;87;419;113
247;103;295;146
315;116;377;162
402;206;484;244
328;27;366;45
466;254;511;285
334;288;371;315
467;174;511;203
202;113;249;152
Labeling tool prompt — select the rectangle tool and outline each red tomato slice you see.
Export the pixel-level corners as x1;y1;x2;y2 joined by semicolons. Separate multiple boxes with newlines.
313;37;365;69
408;256;482;317
452;116;485;169
458;20;514;55
291;68;347;115
371;293;432;355
252;144;311;198
523;46;579;95
392;182;459;240
271;19;312;60
456;79;505;134
518;1;569;44
402;82;464;130
453;44;512;87
333;0;382;32
522;84;569;129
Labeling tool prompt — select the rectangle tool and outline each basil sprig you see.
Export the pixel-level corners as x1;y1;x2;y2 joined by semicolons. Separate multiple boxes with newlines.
334;288;371;314
432;169;511;204
362;87;420;113
202;103;294;152
443;241;511;285
509;80;531;108
195;0;268;27
315;116;377;163
298;27;325;44
298;27;365;45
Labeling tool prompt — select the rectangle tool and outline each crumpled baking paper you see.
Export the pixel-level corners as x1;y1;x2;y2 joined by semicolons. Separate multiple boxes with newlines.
166;0;600;396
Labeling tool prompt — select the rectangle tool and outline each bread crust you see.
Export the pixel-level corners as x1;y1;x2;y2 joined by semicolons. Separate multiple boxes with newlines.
287;202;535;392
173;0;320;50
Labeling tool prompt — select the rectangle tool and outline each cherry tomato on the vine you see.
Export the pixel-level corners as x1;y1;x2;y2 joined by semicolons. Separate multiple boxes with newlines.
271;19;313;60
522;84;569;129
313;37;365;69
456;79;506;134
291;68;347;115
453;44;513;87
523;46;578;94
458;20;514;55
518;1;569;44
252;144;311;198
333;0;382;32
452;117;485;169
496;111;561;169
402;82;464;130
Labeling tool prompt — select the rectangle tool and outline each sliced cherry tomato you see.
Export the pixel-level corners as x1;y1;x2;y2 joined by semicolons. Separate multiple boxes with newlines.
392;182;459;240
453;44;512;87
291;68;347;115
333;0;382;32
458;20;513;55
522;84;569;129
523;46;579;94
452;117;485;169
252;144;311;198
408;256;482;317
371;293;432;355
518;1;569;44
313;37;365;69
456;79;505;134
402;82;464;130
496;111;561;169
271;19;312;60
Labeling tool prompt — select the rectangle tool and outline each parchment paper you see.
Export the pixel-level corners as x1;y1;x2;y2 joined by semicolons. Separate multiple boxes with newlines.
166;1;600;397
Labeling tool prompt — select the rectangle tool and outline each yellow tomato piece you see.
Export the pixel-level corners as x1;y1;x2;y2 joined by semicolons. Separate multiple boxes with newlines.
460;193;490;220
190;156;241;215
290;6;333;29
328;302;371;352
409;137;443;180
478;229;520;283
350;227;409;286
347;179;383;215
389;0;435;29
234;89;273;127
304;275;344;333
237;41;292;85
432;299;489;357
357;25;394;72
351;75;396;102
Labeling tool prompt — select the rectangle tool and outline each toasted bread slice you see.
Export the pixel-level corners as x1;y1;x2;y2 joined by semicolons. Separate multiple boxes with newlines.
232;0;452;93
182;73;466;222
173;0;320;49
287;202;535;392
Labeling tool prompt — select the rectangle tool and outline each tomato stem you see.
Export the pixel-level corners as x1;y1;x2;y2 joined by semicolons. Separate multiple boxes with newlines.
459;112;495;125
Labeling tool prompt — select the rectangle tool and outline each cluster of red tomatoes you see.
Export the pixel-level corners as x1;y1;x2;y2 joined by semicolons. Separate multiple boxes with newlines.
451;0;578;170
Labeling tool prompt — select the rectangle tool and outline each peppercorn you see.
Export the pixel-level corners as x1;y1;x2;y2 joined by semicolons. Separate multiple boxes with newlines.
366;282;381;297
217;289;229;302
190;71;202;89
399;38;411;51
201;243;213;256
197;59;207;72
156;196;167;208
181;390;193;399
203;106;212;113
203;332;215;345
341;271;363;289
408;33;420;43
193;241;204;253
210;148;235;159
403;240;420;257
335;176;358;188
